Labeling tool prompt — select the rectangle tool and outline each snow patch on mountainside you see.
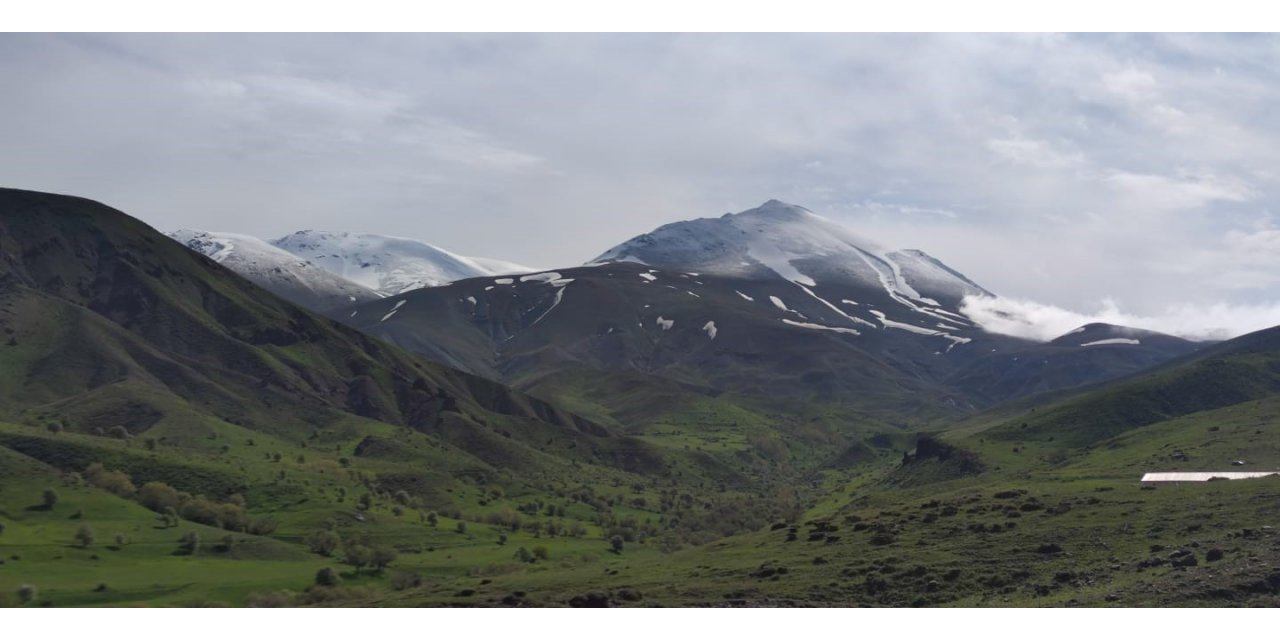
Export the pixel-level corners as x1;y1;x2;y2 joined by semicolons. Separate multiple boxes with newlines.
782;319;860;336
1081;338;1141;347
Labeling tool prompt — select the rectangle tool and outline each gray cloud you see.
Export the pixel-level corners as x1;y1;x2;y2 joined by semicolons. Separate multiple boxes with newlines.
5;33;1280;337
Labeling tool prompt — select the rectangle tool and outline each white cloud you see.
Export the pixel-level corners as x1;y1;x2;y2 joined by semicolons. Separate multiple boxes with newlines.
960;294;1280;342
986;136;1084;169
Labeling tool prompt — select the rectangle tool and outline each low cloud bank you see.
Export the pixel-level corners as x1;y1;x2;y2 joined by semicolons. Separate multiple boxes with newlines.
959;295;1280;342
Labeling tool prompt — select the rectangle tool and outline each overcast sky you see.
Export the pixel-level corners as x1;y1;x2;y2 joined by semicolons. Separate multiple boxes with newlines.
6;33;1280;338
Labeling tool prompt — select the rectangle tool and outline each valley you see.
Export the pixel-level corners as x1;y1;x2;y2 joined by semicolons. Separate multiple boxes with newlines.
2;188;1278;608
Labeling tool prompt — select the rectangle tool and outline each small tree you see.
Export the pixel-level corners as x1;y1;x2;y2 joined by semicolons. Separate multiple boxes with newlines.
497;533;508;546
532;546;549;561
315;566;341;587
427;511;438;527
306;529;342;556
455;521;467;534
343;543;372;574
74;524;96;548
0;521;6;536
179;530;201;555
41;488;59;509
114;532;128;547
609;535;624;554
46;422;63;434
107;425;131;440
369;544;398;572
17;584;37;604
514;546;534;563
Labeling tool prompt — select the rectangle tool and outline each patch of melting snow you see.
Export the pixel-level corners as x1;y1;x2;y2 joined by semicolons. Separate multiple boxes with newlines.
936;322;961;331
736;291;755;302
350;310;358;317
484;286;494;291
529;287;566;326
550;278;574;287
782;319;860;335
797;284;877;328
638;272;657;282
769;296;789;311
494;278;514;285
520;272;562;284
465;296;477;305
841;299;859;306
1081;338;1141;347
687;291;700;298
380;299;407;322
656;316;674;330
703;320;717;339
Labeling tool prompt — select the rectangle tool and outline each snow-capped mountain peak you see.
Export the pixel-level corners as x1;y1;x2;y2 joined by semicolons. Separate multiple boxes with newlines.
168;229;381;312
591;199;990;306
270;230;538;296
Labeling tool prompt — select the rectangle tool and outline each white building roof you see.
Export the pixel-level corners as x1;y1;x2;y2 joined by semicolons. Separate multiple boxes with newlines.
1141;471;1280;482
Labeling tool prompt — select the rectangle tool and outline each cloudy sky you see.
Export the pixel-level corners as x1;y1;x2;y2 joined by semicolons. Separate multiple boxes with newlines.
6;33;1280;339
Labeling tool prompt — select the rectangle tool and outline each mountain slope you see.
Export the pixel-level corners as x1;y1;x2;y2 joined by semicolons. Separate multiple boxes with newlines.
272;230;536;296
0;188;663;477
341;201;1201;436
168;229;382;312
974;322;1280;447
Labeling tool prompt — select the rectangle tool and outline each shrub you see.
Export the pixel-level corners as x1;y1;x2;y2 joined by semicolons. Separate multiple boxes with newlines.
315;567;341;587
247;516;277;536
532;546;549;561
137;482;180;512
179;530;201;555
245;591;295;607
106;425;131;440
455;521;467;534
514;547;534;563
74;524;95;548
84;463;136;496
427;511;438;527
0;522;6;536
306;529;342;556
17;584;37;603
46;422;62;434
390;570;422;591
609;535;624;554
42;488;59;509
114;532;128;547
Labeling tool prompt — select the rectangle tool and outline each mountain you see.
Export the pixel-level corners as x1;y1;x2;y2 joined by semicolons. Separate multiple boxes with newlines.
339;201;1202;442
271;230;537;296
592;199;991;307
168;229;382;312
946;322;1201;404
